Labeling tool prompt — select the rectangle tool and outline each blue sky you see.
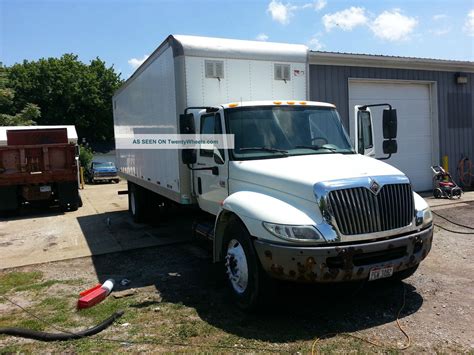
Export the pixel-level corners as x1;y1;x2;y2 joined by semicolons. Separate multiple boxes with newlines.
1;0;473;78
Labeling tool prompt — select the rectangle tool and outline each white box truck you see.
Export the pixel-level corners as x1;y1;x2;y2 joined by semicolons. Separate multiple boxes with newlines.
113;35;433;310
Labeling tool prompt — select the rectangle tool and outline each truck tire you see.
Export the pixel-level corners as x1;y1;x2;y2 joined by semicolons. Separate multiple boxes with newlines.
222;219;268;312
0;186;19;212
128;182;145;223
57;182;80;212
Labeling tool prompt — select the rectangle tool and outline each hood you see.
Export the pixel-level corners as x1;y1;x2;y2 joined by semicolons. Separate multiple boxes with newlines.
229;154;406;201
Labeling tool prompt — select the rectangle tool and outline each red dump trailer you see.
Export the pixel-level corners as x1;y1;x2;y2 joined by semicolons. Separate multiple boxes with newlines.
0;126;81;212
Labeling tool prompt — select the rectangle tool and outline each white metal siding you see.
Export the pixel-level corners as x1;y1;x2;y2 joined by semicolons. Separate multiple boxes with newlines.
114;46;181;195
348;80;434;191
185;57;307;106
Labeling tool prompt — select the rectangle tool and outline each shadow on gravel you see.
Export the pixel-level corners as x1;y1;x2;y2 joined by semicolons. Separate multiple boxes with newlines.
86;222;423;343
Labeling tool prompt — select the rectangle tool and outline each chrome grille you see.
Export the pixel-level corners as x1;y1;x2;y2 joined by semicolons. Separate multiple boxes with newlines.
327;183;414;235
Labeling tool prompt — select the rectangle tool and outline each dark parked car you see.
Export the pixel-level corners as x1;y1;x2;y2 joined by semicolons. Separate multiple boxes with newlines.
87;161;120;184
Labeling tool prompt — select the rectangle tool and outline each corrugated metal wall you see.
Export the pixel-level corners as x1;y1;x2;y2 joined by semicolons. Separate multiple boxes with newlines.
309;65;474;183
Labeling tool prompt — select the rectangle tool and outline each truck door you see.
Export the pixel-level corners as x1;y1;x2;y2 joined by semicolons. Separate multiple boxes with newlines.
353;105;375;157
194;111;228;215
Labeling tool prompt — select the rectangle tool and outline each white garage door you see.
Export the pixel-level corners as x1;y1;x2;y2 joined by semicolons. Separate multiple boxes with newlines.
349;80;434;191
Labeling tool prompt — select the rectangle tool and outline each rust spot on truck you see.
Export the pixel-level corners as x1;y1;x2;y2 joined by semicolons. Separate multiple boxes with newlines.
270;264;284;275
323;268;340;280
264;250;272;260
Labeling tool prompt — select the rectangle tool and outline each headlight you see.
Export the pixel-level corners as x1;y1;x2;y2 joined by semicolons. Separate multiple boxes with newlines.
416;208;433;228
262;222;325;242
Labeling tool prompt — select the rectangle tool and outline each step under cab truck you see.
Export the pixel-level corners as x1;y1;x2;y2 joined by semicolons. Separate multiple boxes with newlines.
113;35;433;310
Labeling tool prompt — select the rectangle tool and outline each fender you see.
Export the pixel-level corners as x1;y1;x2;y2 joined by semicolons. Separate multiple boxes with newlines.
213;191;321;261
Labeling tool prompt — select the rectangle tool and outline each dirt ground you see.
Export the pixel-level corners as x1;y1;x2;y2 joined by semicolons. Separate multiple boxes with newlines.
0;184;473;353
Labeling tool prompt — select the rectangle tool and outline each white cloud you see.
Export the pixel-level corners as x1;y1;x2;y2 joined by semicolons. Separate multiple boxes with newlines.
267;0;293;25
464;9;474;36
267;0;326;25
430;27;451;36
308;36;324;50
313;0;327;11
256;33;269;41
370;9;418;41
128;55;149;70
433;14;447;21
323;7;368;31
302;0;327;11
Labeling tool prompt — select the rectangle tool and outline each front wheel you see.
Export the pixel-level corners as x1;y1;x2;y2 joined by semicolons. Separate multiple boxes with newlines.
223;219;268;311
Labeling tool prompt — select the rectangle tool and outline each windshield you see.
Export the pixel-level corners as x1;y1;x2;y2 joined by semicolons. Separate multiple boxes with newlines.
93;162;115;168
226;106;354;160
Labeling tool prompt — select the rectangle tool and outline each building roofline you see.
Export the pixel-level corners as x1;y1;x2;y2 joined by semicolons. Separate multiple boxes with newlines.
309;51;474;73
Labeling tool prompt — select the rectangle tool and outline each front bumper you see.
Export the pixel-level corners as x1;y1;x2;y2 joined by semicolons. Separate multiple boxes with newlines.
254;226;433;282
93;175;119;181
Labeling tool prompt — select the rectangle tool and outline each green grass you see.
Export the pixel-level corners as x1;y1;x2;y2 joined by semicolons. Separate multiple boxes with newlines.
0;271;43;295
0;271;84;296
0;271;469;353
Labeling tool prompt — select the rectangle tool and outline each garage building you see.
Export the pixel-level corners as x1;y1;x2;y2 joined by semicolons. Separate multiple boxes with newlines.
309;52;474;191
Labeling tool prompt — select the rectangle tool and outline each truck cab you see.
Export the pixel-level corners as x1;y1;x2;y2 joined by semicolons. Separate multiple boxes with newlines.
181;100;433;310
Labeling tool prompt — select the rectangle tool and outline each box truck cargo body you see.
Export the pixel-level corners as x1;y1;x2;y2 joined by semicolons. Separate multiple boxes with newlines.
113;35;308;203
113;35;433;311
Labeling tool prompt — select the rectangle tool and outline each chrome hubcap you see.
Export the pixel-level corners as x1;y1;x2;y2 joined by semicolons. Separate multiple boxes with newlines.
225;239;249;294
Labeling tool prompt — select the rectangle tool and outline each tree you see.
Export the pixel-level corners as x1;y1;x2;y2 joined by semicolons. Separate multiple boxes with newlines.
6;55;122;141
0;65;40;126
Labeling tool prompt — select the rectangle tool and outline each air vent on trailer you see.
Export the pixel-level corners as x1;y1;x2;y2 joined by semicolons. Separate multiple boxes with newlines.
205;60;224;79
274;63;291;81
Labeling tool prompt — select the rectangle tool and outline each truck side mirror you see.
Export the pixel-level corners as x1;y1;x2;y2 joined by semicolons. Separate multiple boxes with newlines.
179;113;195;134
383;109;397;139
383;140;398;154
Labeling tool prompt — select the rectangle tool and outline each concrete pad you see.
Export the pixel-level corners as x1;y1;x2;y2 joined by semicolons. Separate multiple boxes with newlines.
0;181;192;269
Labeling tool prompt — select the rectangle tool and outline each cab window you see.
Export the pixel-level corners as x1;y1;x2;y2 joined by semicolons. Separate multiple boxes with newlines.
200;113;222;157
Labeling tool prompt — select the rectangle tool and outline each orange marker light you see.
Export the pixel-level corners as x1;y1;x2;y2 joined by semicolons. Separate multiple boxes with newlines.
273;101;282;105
299;101;307;105
228;103;239;108
287;101;295;105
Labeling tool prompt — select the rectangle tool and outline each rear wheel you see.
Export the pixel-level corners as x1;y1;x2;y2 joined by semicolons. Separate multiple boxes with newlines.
128;182;145;222
58;182;80;212
223;219;268;311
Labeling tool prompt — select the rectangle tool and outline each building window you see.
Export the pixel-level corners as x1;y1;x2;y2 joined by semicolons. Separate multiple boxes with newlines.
274;63;291;81
205;60;224;79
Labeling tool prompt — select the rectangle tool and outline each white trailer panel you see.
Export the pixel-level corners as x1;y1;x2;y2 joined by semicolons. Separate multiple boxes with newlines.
114;45;189;202
113;35;309;204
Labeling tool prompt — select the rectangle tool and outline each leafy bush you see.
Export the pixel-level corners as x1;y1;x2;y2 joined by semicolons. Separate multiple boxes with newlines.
79;145;94;169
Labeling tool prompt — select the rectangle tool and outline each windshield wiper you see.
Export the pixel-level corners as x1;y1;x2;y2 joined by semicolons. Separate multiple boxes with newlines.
294;145;338;153
238;147;288;155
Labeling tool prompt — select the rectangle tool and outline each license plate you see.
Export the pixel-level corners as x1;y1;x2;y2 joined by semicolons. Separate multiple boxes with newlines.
40;185;51;193
369;266;393;281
